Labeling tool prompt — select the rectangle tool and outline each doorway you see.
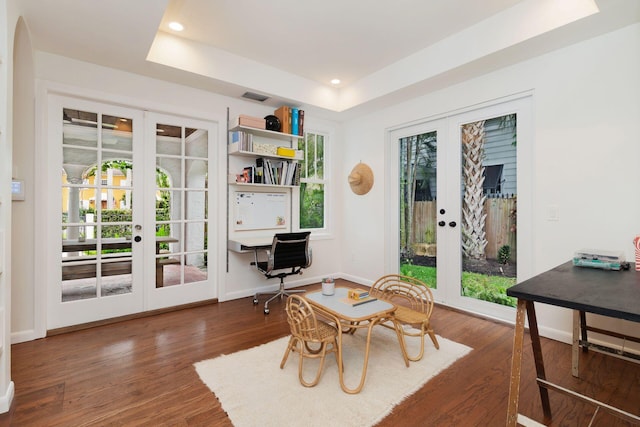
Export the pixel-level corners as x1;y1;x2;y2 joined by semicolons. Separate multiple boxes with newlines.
388;96;532;321
47;95;218;329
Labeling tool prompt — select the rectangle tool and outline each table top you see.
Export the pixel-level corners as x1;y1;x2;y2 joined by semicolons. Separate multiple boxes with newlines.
507;261;640;322
305;287;396;322
227;236;274;252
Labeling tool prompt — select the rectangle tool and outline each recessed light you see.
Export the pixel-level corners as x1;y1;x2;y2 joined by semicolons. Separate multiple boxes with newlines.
168;21;184;32
330;79;341;85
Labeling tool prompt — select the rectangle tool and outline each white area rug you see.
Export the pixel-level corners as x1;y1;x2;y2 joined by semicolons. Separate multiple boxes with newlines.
194;327;472;427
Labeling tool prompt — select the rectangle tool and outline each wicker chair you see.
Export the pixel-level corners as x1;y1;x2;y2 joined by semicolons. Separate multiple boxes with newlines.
369;274;439;362
280;294;339;387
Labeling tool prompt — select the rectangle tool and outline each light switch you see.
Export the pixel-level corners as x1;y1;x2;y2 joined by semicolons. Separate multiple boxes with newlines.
547;205;559;221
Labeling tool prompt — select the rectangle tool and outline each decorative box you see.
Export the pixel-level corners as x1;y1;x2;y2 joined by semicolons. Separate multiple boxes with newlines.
253;142;278;156
276;147;296;157
233;115;266;129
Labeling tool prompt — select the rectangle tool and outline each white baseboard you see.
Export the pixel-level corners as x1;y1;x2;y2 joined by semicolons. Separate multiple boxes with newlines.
12;328;44;344
0;381;14;414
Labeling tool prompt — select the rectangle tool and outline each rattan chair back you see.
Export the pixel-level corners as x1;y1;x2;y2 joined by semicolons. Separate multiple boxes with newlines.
280;295;338;387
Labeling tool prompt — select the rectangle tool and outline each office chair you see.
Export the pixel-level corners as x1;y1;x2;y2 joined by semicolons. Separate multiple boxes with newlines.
252;232;312;314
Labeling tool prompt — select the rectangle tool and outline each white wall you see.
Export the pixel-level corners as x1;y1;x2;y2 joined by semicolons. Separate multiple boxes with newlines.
0;0;17;413
10;17;35;343
10;51;342;341
341;24;640;345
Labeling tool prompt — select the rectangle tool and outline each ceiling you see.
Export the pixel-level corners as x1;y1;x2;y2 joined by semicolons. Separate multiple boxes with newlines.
16;0;640;120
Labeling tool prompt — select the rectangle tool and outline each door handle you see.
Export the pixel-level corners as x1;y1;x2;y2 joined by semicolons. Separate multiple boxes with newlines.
449;221;457;228
134;235;142;242
438;221;446;227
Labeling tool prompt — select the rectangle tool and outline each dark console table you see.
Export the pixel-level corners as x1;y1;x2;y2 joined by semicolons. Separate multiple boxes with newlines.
505;261;640;426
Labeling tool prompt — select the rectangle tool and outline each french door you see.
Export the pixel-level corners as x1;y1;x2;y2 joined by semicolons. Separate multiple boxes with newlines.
47;95;217;329
388;97;532;321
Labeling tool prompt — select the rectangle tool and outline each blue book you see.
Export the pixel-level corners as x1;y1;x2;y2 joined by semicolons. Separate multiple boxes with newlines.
291;108;299;135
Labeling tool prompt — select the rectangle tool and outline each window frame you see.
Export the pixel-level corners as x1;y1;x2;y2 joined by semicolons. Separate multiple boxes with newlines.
295;129;329;235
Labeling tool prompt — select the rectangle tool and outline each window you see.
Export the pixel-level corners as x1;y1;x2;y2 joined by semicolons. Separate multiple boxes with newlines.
298;132;326;229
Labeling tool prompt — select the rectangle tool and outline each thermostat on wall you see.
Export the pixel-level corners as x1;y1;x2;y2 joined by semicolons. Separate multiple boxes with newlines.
11;179;25;201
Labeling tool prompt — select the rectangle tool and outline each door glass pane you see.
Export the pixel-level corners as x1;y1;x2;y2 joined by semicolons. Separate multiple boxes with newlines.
63;109;97;148
102;115;133;151
185;191;207;220
399;131;437;289
155;124;209;288
61;108;134;302
156;124;182;155
185;128;208;157
459;115;517;307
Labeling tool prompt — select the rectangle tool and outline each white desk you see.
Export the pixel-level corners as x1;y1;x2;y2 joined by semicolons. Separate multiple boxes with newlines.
227;237;273;253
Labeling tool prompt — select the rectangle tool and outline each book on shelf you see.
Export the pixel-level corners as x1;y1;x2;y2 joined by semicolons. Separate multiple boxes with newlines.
274;106;290;134
293;164;301;186
255;158;264;184
291;108;299;135
298;109;304;135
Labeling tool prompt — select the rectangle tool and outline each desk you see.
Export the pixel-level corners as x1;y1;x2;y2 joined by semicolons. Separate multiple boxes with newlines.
304;287;402;394
506;261;640;426
227;237;273;253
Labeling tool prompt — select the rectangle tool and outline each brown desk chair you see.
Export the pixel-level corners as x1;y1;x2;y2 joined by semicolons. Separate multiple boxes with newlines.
280;294;338;387
252;232;312;314
370;274;439;362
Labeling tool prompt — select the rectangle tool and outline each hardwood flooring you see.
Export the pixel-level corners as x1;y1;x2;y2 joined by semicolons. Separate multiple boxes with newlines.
2;280;639;426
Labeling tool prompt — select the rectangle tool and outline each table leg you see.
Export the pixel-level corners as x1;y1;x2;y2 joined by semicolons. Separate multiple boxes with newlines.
526;301;551;420
572;310;580;377
580;310;588;353
507;299;527;426
336;317;384;394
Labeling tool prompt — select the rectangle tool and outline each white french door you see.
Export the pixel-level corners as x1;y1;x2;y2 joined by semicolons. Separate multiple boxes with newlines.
144;112;218;310
47;95;218;329
388;96;532;322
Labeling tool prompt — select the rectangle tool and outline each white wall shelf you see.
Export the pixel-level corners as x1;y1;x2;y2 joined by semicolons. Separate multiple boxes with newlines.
228;123;302;143
228;141;303;161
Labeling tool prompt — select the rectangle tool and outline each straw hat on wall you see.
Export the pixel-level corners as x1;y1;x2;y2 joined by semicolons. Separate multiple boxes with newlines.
348;163;374;195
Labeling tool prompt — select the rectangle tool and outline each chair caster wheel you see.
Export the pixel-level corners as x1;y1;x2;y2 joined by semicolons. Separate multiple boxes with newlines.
253;298;258;305
264;308;270;314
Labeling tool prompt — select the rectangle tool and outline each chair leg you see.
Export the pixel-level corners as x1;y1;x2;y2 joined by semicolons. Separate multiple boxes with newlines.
298;343;329;387
392;320;410;367
254;279;305;314
280;336;297;369
428;328;440;350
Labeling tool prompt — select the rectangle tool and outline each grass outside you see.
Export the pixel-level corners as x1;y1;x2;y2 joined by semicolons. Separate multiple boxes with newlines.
400;263;517;307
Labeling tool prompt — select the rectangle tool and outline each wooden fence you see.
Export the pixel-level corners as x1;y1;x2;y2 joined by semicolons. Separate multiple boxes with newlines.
411;196;517;261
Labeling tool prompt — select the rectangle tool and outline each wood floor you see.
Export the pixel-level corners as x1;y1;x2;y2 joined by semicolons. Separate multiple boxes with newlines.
2;280;639;426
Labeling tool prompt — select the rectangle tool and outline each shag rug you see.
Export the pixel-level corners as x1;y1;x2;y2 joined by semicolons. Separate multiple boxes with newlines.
194;326;472;427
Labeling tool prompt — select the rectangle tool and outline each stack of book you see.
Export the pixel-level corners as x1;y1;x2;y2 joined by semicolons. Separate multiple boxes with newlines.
348;289;369;300
255;158;300;186
274;106;305;136
341;289;377;307
230;131;253;151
